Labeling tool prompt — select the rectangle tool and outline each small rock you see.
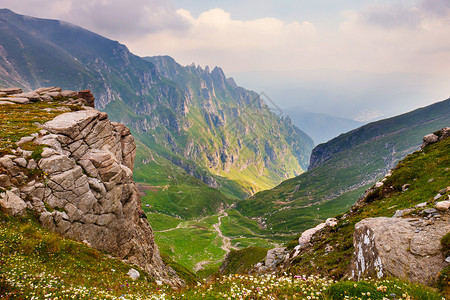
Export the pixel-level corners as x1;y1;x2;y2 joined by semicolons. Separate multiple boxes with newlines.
0;97;30;104
155;280;163;286
439;187;450;194
393;208;413;218
16;136;35;146
434;193;442;200
0;190;27;216
0;88;23;95
127;268;140;280
401;184;410;191
41;148;57;158
415;202;427;209
375;182;384;188
428;178;434;182
424;208;437;214
26;159;37;170
61;90;78;98
13;157;27;168
446;257;450;264
422;134;438;148
0;101;14;105
436;201;450;211
326;218;338;227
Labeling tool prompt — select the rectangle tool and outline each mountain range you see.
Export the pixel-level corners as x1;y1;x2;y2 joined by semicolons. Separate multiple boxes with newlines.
0;8;313;204
238;97;450;235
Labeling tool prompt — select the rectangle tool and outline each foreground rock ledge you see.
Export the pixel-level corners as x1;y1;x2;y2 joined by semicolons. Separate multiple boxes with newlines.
349;216;449;284
0;106;183;286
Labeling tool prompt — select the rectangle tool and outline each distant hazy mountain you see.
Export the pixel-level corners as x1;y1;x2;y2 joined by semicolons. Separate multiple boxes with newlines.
0;9;314;205
238;97;450;235
284;107;364;145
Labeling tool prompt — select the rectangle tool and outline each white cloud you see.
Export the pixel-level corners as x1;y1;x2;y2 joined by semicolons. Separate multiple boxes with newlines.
2;0;450;77
123;1;450;78
1;0;188;38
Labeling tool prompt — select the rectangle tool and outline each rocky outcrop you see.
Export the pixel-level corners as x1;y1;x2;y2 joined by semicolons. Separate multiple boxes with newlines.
348;215;449;284
421;127;450;149
347;128;450;285
0;87;95;107
0;92;183;286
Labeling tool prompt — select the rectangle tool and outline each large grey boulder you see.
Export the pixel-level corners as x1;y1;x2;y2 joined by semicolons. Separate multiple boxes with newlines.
348;216;450;284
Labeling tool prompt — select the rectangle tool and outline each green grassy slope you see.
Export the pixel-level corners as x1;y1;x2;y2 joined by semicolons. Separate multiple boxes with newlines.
0;211;177;299
239;99;450;236
288;131;450;280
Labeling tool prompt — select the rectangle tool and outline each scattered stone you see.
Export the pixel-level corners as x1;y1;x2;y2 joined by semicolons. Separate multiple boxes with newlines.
421;134;439;148
16;136;34;146
265;247;288;270
428;178;434;182
47;91;62;98
393;208;413;218
326;218;338;227
436;201;450;211
0;97;30;104
415;202;427;209
401;184;410;192
78;90;95;108
61;90;78;98
423;208;437;214
298;223;327;246
446;257;450;264
127;268;140;280
0;88;23;95
0;190;27;216
0;101;14;105
434;193;442;200
13;157;27;168
14;92;40;101
35;87;59;94
375;182;384;188
439;187;450;194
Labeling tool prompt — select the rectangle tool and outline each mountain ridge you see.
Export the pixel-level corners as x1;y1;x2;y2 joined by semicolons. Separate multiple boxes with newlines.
0;9;314;200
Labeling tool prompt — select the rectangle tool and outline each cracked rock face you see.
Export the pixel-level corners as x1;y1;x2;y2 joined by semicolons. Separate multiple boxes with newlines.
348;216;450;284
0;109;182;286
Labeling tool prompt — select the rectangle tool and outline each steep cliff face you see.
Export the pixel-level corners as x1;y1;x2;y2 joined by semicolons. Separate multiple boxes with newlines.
137;56;313;195
0;90;183;286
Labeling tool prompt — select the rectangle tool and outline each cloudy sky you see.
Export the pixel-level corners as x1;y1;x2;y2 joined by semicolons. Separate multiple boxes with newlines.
2;0;450;120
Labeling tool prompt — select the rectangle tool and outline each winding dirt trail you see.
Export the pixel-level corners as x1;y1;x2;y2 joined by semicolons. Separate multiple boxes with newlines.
213;211;232;253
193;210;233;272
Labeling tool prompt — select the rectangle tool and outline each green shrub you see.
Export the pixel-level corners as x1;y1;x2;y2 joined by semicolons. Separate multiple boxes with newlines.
441;231;450;257
35;235;61;259
437;266;450;296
